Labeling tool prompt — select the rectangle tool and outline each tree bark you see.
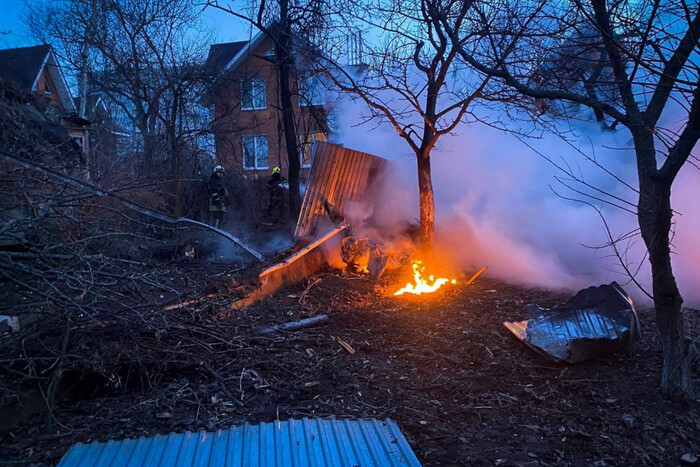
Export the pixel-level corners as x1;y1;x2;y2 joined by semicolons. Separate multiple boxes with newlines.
416;151;435;255
634;129;694;401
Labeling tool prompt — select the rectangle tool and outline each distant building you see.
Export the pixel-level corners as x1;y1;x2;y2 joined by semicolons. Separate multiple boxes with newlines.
74;92;132;179
205;29;329;180
0;44;90;153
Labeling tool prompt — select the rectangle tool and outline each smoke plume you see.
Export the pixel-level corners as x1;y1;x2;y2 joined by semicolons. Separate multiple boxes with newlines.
332;97;700;305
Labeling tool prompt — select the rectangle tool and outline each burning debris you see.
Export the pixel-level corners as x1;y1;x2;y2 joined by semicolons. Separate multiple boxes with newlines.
231;142;391;308
341;235;370;272
394;260;457;296
504;282;640;363
227;141;480;307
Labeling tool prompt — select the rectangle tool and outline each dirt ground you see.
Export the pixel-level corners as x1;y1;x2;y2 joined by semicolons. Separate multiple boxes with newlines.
1;260;699;466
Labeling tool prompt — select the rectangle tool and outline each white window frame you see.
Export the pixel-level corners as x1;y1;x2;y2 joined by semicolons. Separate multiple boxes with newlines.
299;132;326;168
299;76;324;107
241;77;266;110
242;135;269;170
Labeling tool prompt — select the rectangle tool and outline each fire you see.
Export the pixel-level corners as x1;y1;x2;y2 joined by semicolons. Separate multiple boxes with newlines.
394;260;457;296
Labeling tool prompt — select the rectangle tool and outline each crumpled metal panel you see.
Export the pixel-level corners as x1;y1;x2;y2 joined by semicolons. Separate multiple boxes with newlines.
504;282;640;363
294;142;387;241
57;418;422;467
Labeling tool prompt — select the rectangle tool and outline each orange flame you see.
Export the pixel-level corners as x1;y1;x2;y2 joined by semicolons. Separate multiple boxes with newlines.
394;260;457;296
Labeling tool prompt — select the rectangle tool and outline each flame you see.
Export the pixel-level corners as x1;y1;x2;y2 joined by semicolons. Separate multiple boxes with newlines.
394;260;457;296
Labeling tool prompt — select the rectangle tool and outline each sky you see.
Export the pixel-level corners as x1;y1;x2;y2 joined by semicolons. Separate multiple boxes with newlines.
0;0;249;49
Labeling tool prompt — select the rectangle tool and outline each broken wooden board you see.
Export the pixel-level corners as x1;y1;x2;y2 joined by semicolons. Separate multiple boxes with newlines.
230;224;348;309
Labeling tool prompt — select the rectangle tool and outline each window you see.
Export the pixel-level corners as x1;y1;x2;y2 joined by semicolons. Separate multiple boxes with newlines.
242;135;269;170
299;76;324;107
73;136;84;149
43;77;52;95
299;132;327;168
241;77;266;110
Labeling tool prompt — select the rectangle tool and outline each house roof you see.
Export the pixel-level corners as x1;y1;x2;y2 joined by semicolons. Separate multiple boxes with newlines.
0;44;76;114
206;41;248;75
0;44;52;92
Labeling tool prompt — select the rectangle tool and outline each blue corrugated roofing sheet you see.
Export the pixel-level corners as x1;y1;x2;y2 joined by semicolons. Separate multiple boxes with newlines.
57;418;422;467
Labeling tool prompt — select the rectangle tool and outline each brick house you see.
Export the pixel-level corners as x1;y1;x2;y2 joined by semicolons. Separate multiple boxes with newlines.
0;44;90;153
206;29;330;181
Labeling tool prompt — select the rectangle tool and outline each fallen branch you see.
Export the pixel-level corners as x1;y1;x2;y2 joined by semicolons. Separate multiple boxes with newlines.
0;151;265;261
259;314;329;334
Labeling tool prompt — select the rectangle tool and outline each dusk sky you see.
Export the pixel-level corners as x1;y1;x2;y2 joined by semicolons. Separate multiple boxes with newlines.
0;0;249;49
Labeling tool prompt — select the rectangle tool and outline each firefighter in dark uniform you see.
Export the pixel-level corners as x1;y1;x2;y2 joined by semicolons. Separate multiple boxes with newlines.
267;166;286;218
208;165;227;228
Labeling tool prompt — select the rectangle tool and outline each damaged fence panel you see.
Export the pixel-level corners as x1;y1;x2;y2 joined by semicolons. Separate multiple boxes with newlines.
294;142;387;241
504;282;640;363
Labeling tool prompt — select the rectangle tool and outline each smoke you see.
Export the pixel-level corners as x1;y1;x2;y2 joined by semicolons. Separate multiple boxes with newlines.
332;96;700;305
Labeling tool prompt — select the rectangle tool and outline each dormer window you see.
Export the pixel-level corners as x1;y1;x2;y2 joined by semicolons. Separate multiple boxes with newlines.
43;77;52;95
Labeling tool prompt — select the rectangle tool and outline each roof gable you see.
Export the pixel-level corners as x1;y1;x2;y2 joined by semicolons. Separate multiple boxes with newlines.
0;44;76;114
222;27;273;73
206;41;248;75
0;44;51;92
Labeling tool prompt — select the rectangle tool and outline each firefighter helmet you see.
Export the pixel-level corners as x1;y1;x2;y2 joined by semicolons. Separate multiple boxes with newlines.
272;167;281;174
213;165;224;173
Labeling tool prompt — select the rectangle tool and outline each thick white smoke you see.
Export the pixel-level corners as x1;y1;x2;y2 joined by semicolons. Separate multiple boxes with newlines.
332;96;700;305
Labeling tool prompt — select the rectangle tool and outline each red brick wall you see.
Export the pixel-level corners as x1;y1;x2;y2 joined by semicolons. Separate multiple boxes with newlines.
212;36;327;181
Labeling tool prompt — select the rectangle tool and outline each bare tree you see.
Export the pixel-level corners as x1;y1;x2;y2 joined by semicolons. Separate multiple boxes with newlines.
208;0;330;218
25;0;215;198
316;0;491;254
439;0;699;399
0;78;264;431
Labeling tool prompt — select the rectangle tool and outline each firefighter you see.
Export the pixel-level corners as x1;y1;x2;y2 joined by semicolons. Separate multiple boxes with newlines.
266;166;286;218
208;165;227;228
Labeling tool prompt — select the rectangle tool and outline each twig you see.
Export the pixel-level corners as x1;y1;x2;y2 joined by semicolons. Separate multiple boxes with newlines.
466;266;488;285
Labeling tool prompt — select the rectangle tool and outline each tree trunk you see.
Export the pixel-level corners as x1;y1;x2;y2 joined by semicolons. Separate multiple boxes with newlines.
635;132;694;401
416;151;435;255
169;136;182;218
275;2;302;220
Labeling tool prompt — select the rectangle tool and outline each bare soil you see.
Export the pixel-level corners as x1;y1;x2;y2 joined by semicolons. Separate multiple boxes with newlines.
1;262;699;466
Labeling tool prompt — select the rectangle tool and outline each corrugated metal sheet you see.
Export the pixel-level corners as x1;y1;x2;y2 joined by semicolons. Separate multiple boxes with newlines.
294;142;386;241
57;418;422;467
504;281;640;363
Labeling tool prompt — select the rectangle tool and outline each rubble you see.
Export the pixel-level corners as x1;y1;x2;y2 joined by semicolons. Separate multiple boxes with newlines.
231;142;389;308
